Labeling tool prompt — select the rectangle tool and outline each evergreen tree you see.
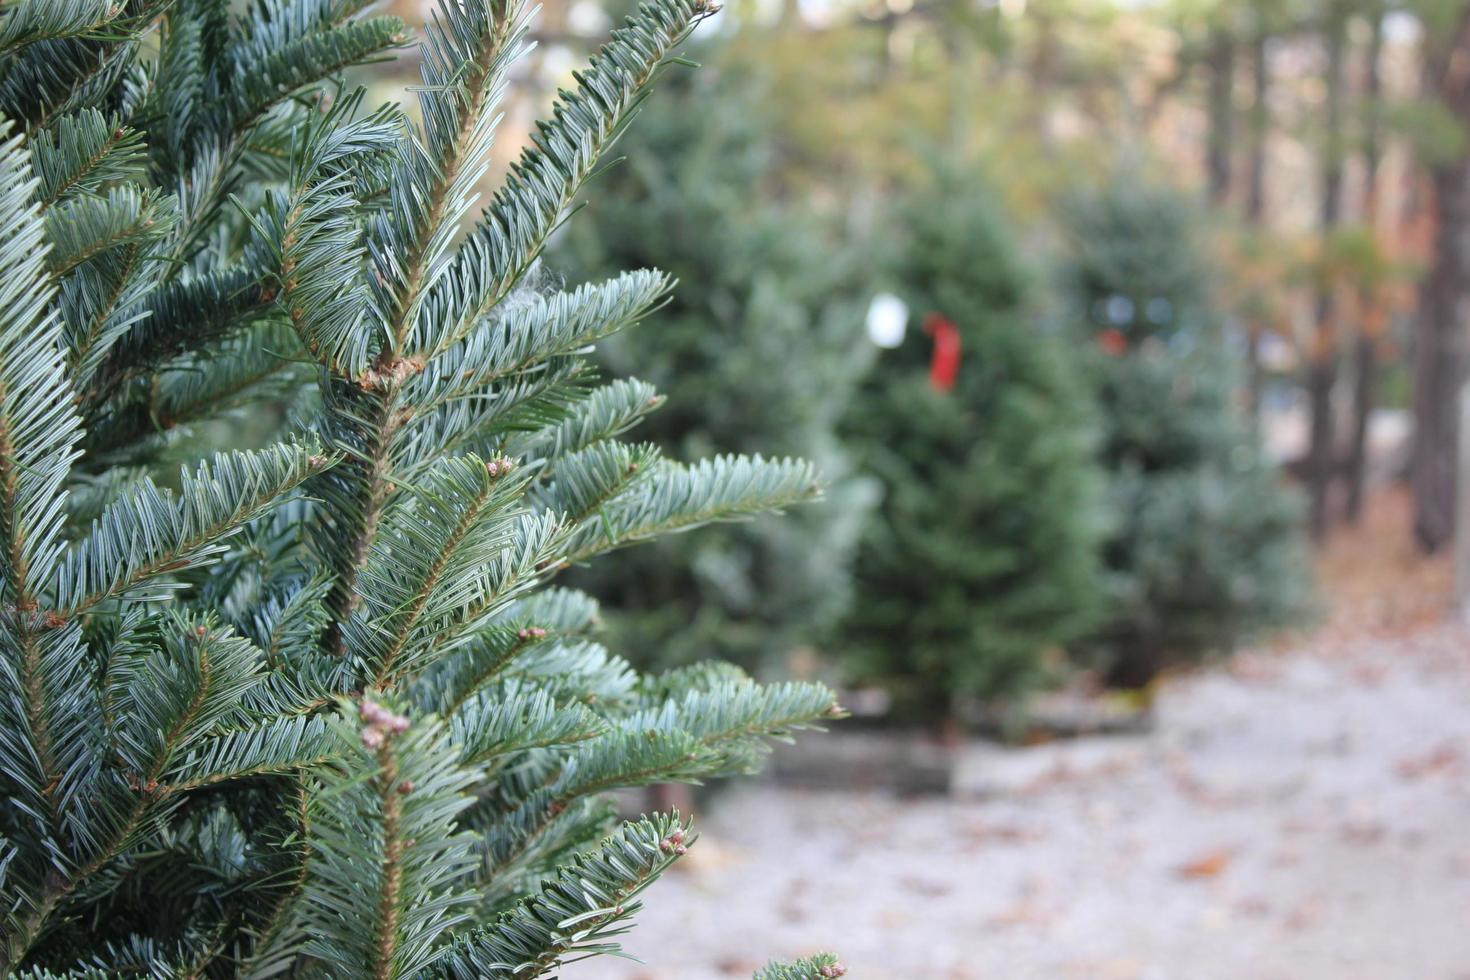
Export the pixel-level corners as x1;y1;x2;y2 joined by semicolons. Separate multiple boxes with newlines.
840;163;1106;719
556;56;875;672
1059;179;1310;689
0;0;846;974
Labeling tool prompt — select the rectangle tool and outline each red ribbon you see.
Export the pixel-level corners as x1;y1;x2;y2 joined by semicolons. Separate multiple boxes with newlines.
1097;327;1128;356
923;313;961;393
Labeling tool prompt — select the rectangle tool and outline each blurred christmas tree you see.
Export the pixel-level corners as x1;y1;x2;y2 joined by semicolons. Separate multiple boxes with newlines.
1059;179;1311;689
556;55;876;673
840;162;1106;720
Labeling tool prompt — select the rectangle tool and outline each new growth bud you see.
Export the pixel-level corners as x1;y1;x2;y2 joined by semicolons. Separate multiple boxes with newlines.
358;698;411;750
485;455;518;478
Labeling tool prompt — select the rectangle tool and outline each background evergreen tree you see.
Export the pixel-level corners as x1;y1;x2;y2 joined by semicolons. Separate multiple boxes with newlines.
1059;178;1311;689
839;162;1106;720
556;55;876;673
0;0;846;974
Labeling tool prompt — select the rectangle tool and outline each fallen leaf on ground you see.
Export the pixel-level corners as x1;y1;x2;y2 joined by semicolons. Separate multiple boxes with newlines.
1176;849;1233;879
1396;742;1462;781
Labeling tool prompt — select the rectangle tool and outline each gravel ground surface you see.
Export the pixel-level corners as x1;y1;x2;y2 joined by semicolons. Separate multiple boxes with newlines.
565;620;1470;980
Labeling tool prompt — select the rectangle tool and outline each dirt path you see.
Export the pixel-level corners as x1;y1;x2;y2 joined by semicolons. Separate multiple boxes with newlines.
566;619;1470;980
563;491;1470;979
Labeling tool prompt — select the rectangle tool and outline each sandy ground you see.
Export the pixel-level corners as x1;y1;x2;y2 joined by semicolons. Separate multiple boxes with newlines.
565;619;1470;980
559;490;1470;979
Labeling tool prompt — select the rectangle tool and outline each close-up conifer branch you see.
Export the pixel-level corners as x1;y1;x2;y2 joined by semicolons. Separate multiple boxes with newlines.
0;0;845;972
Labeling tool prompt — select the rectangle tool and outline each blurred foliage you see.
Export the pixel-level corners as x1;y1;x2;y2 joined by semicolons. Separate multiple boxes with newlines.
1059;178;1312;687
711;0;1132;214
518;0;1462;706
840;160;1107;716
555;49;878;674
1215;223;1304;341
1059;180;1215;343
1380;98;1469;168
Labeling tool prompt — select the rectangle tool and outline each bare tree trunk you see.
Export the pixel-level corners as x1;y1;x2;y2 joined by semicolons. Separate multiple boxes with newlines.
1306;355;1339;541
1414;158;1470;551
1412;5;1470;552
1246;331;1265;425
1345;332;1379;521
1344;2;1386;524
1245;14;1269;223
1454;385;1470;613
1206;27;1235;207
1307;0;1347;542
1244;10;1271;422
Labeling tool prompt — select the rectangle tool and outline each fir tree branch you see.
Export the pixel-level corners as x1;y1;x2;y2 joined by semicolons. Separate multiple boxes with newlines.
509;637;637;706
530;439;660;527
471;675;837;887
344;454;537;688
238;780;312;979
266;94;404;377
300;706;482;978
0;0;122;58
508;377;664;463
560;455;820;564
54;444;333;614
316;0;532;646
439;813;694;979
451;678;606;766
405;270;671;411
86;262;273;398
370;740;405;980
225;19;407;138
0;33;140;131
427;0;717;351
753;954;847;980
0;122;84;893
5;620;264;965
28;109;145;206
86;321;308;459
420;588;602;713
370;0;529;359
63;240;147;383
0;119;76;607
43;183;174;278
388;509;564;666
166;713;336;791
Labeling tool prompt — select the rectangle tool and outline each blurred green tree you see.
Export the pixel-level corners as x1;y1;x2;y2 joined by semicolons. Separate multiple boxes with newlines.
840;162;1107;721
1059;179;1311;688
556;55;877;673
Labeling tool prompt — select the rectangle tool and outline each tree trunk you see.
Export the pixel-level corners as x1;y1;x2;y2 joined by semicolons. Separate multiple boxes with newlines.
1410;5;1470;552
1243;13;1271;423
1246;329;1265;425
1206;27;1235;207
1245;17;1269;223
1344;3;1386;525
1361;2;1385;225
1306;355;1338;541
1413;158;1470;551
1344;332;1378;522
1307;0;1347;543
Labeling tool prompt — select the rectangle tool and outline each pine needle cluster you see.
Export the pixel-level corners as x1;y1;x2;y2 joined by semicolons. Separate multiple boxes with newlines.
0;0;844;973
